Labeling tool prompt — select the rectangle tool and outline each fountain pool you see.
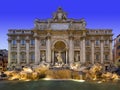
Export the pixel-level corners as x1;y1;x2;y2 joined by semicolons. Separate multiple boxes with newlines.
0;80;120;90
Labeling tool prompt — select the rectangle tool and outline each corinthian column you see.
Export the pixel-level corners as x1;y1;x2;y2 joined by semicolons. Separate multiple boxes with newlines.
35;37;39;64
80;39;83;63
26;40;29;65
82;37;86;63
46;33;51;63
8;40;11;67
100;40;104;64
69;36;74;63
91;40;95;64
109;40;113;62
17;40;20;65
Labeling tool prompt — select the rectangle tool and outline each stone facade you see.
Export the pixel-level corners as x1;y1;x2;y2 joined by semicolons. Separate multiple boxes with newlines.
0;49;8;71
113;34;120;63
7;8;113;68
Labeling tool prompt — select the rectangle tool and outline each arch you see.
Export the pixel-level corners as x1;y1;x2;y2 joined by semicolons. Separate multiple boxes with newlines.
52;39;68;50
52;39;68;64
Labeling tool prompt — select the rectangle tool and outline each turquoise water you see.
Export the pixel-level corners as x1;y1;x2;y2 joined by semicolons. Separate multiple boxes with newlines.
0;80;120;90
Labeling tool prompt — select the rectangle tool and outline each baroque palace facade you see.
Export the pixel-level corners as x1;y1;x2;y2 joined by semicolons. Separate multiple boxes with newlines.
113;34;120;63
8;8;113;68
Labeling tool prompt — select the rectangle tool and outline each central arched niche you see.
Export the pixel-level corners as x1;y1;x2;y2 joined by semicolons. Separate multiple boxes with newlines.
54;41;66;52
53;41;67;64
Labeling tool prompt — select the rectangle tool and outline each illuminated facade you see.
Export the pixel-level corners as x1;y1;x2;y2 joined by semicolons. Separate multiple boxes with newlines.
113;34;120;63
7;8;113;68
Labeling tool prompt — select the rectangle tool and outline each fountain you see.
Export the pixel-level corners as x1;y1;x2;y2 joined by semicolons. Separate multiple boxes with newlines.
1;60;120;90
0;61;119;82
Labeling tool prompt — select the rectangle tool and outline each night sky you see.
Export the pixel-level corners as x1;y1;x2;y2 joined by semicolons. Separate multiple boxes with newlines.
0;0;120;49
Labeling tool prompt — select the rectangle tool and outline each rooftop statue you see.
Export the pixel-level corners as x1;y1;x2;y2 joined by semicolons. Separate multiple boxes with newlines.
53;7;67;21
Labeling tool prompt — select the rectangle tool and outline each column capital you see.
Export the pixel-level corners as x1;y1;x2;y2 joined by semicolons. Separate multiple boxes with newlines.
69;32;74;40
33;32;39;38
69;36;74;40
46;33;51;39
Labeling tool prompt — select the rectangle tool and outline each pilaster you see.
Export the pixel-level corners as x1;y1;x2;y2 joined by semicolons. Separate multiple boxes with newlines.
17;40;20;65
69;35;74;63
100;40;104;64
91;40;95;64
8;39;12;66
46;33;51;63
109;40;113;62
26;40;29;64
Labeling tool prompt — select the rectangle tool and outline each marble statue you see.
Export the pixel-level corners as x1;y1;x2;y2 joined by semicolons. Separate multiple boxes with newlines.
41;53;45;61
56;52;63;63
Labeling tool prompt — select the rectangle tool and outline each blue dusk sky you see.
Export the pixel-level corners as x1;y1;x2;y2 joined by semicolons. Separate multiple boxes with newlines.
0;0;120;49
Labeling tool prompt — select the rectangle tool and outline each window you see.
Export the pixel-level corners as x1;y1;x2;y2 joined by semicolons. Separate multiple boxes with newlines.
12;54;16;59
74;40;79;46
104;40;109;45
105;31;107;34
21;54;25;59
95;40;99;46
86;54;90;61
96;54;99;60
21;39;25;45
86;40;90;46
105;55;108;60
30;39;35;45
96;31;98;34
12;40;16;45
31;53;35;62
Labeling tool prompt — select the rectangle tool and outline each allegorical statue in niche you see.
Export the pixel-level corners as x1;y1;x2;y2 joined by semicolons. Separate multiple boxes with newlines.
75;53;79;62
41;53;45;61
56;52;63;64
